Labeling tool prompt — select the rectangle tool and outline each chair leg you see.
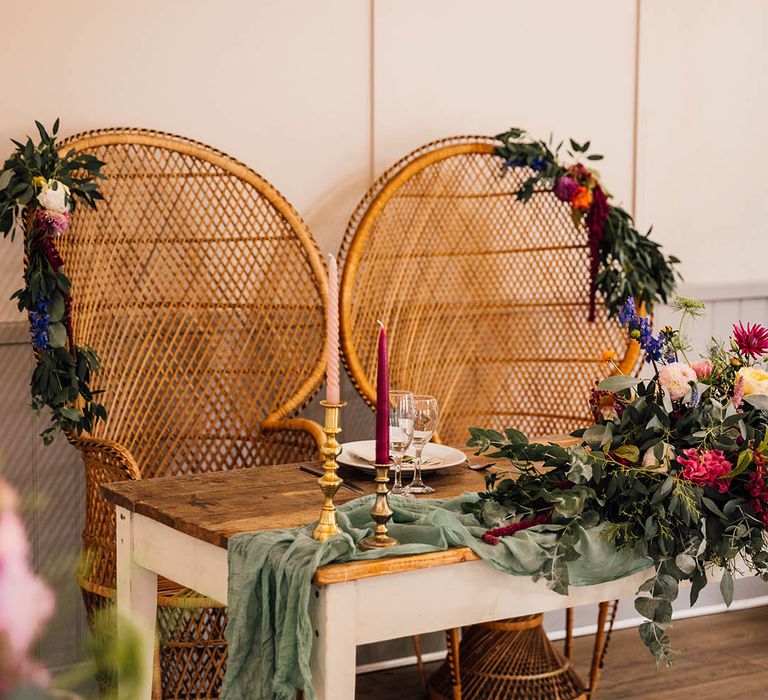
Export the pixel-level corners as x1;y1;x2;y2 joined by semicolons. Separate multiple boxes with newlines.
445;628;462;700
412;634;428;688
587;600;618;699
564;607;574;661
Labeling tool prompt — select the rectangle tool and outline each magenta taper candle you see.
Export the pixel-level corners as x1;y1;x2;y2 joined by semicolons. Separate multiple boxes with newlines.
325;254;340;404
375;321;390;465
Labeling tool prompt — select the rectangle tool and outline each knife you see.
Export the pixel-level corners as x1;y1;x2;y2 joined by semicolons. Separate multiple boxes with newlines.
299;465;365;494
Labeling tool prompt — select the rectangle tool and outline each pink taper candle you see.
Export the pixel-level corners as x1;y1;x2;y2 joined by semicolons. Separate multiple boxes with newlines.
375;321;390;464
325;254;340;404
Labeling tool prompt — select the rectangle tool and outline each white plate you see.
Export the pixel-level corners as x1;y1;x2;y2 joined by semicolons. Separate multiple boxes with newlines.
337;440;466;473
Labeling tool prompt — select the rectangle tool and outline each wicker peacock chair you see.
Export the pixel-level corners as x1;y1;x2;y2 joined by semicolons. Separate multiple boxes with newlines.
338;136;641;699
55;128;327;698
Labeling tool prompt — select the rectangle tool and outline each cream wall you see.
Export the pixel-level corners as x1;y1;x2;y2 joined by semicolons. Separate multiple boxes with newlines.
1;0;767;678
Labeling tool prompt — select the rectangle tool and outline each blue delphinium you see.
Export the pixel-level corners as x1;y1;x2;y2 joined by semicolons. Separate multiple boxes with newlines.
618;297;666;363
531;155;548;172
29;298;51;349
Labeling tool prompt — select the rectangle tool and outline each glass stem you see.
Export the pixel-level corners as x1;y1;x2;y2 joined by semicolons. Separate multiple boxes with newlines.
412;445;425;486
393;455;403;491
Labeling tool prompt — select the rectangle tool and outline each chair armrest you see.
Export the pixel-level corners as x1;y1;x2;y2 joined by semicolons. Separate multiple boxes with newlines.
68;435;142;481
67;435;141;595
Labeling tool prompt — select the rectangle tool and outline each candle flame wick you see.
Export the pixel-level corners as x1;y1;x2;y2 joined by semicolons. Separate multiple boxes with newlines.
377;319;385;330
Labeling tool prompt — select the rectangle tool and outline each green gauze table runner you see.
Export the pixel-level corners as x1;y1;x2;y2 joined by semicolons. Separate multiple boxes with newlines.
222;493;650;700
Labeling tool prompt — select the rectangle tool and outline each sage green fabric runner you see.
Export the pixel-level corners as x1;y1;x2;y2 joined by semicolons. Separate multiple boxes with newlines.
222;493;649;700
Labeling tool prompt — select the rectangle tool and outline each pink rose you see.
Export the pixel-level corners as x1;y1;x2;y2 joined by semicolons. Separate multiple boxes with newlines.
691;358;713;379
658;362;697;401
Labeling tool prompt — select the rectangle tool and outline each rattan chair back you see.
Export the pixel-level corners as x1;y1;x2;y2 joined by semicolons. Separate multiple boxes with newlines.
58;128;327;475
339;137;639;443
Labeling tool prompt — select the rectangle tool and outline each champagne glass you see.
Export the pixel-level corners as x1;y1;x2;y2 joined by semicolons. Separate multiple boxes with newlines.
389;390;415;495
405;395;439;494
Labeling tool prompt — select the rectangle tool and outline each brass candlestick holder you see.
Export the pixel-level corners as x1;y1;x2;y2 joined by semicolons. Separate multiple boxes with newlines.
359;463;399;550
312;400;347;543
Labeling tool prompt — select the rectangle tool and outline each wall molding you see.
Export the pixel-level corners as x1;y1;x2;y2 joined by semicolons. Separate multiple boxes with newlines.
0;321;28;345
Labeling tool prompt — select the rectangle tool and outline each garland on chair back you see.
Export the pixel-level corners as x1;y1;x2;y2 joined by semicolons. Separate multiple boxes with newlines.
0;121;107;444
494;127;679;321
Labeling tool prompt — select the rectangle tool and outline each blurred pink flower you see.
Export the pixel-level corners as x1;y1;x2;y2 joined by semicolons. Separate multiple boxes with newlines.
0;480;54;695
691;358;713;379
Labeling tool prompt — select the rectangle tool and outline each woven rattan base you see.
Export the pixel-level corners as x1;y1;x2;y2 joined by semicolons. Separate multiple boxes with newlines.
427;615;587;700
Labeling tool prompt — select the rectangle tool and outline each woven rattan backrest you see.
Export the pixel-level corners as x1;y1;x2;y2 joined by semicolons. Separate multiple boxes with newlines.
58;128;326;477
339;137;639;442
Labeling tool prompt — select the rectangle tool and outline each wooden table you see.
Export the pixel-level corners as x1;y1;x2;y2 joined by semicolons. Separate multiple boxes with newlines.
103;457;653;699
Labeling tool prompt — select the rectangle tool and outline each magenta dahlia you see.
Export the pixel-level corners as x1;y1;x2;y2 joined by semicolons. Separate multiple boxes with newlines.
733;322;768;359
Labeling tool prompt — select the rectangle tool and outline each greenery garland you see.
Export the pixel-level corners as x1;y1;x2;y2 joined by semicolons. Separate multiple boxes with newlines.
466;298;768;665
494;128;679;321
0;121;107;444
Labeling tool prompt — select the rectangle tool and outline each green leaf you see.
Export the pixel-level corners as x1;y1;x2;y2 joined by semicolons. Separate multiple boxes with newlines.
675;554;696;575
59;406;82;422
48;294;66;323
745;394;768;411
613;445;640;462
47;322;68;349
597;375;642;392
720;569;734;607
0;170;12;191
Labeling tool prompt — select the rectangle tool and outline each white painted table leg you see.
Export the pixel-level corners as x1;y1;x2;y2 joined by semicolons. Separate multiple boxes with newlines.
309;581;358;700
116;506;157;700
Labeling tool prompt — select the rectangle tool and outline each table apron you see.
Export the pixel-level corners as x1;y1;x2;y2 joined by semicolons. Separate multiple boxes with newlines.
341;562;654;645
131;514;229;604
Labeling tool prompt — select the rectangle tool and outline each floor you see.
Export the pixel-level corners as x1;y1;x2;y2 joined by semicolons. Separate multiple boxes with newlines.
356;606;768;699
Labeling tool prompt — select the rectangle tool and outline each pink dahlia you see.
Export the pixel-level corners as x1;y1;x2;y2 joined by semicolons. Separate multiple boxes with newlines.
677;448;733;493
733;322;768;359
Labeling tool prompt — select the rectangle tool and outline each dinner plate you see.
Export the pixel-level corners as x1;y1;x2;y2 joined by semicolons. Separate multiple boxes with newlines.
337;440;465;473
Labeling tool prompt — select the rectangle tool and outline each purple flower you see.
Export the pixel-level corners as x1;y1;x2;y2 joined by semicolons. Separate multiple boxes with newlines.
554;176;579;202
531;156;548;172
28;298;51;350
617;296;665;362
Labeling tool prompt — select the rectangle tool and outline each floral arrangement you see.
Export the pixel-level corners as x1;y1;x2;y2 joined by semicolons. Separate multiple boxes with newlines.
466;297;768;665
494;128;679;321
0;479;55;695
0;121;107;443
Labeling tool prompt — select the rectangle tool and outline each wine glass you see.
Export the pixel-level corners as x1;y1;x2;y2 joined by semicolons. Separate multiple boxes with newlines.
405;395;439;495
389;390;415;495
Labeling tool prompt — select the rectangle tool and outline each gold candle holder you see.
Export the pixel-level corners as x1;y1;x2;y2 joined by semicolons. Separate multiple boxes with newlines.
359;463;399;550
312;400;347;543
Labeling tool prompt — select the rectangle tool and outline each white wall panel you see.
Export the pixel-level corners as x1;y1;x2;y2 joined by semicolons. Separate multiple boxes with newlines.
636;0;768;286
0;0;372;322
373;0;638;206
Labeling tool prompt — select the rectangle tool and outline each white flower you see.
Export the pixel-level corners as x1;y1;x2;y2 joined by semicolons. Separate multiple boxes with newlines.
642;443;674;472
658;362;697;401
36;179;70;213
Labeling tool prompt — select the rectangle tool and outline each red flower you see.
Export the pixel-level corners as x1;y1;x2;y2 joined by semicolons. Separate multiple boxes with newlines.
733;322;768;359
482;514;550;545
